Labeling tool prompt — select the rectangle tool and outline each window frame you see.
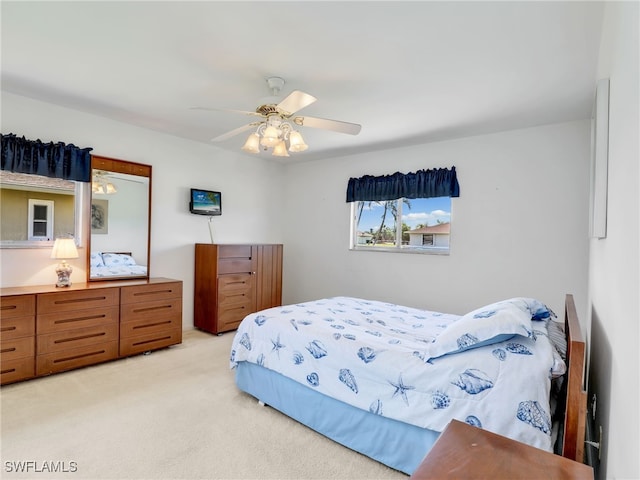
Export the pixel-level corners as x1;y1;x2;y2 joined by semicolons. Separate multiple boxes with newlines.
27;199;55;241
0;174;87;249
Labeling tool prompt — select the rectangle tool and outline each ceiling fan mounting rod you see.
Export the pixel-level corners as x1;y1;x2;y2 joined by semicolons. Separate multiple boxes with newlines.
266;76;285;96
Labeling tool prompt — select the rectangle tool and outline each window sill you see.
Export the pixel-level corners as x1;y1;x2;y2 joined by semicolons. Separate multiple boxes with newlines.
350;246;450;255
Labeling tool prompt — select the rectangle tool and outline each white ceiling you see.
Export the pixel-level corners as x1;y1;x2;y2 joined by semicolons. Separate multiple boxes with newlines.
1;1;604;162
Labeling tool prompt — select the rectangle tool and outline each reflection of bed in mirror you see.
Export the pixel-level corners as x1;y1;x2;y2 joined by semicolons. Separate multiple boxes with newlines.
90;251;148;279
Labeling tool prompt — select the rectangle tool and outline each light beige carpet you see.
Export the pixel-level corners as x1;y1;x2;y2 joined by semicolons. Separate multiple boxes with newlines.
0;329;407;480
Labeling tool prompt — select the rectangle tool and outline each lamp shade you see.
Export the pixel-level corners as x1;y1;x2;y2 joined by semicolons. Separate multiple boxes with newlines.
51;238;79;260
241;133;261;153
260;126;281;147
272;140;290;157
288;131;308;152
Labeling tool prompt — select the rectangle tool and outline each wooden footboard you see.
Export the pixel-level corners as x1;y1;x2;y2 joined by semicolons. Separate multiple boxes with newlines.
561;294;588;462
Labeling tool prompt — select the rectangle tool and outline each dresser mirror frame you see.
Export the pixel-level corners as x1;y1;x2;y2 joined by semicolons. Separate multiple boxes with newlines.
87;155;151;282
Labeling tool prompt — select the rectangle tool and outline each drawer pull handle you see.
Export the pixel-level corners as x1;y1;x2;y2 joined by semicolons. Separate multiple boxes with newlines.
54;332;106;344
132;335;171;347
227;281;246;286
55;314;107;325
132;305;172;314
1;347;17;354
133;289;174;297
54;296;107;305
1;367;17;375
132;320;172;330
1;305;17;311
0;326;17;333
53;350;106;364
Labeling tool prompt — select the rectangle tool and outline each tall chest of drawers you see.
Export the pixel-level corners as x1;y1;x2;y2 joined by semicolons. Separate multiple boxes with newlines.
0;277;182;385
194;244;283;334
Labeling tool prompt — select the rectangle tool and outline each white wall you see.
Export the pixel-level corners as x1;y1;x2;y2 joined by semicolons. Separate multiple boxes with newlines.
0;92;286;330
588;2;639;479
282;120;591;323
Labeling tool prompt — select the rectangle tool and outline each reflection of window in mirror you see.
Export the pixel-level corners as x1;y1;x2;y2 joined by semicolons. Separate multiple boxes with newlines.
0;171;85;248
27;199;55;240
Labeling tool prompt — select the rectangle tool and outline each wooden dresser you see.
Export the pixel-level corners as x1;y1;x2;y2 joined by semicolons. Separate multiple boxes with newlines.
194;244;282;334
0;277;182;385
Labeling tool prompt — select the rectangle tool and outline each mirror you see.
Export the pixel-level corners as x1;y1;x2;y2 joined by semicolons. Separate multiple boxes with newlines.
0;171;86;248
88;156;151;281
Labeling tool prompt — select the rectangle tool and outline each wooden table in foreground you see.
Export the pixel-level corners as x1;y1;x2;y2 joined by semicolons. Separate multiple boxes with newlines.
410;419;593;479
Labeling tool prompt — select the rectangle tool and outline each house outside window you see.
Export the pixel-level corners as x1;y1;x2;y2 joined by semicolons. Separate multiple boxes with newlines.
350;196;452;254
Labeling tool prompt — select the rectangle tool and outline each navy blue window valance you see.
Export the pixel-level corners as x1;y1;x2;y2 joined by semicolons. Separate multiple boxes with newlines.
1;133;93;182
346;166;460;202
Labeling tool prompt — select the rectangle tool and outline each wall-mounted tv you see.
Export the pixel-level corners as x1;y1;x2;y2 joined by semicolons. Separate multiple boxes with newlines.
190;188;222;216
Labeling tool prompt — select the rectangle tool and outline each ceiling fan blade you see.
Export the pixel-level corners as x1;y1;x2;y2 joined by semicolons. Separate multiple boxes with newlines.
211;122;260;142
191;106;264;118
293;116;361;135
276;90;317;115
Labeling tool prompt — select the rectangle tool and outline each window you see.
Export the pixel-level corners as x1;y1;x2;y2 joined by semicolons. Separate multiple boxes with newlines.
350;196;452;254
346;166;459;254
28;199;54;241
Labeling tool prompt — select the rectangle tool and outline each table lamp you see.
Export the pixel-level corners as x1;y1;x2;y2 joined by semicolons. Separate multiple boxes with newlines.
51;238;79;287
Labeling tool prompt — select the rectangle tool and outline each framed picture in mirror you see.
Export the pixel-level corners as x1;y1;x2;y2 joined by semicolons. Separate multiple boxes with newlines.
91;199;109;234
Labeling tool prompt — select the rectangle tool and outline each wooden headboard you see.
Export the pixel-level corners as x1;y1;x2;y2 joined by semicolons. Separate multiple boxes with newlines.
561;294;588;462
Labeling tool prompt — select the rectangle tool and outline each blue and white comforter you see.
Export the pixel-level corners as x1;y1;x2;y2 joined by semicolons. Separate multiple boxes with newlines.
230;296;563;452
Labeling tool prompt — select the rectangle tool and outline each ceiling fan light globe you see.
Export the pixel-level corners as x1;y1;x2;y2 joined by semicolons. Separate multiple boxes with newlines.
260;126;281;147
272;140;290;157
241;133;261;153
288;131;308;152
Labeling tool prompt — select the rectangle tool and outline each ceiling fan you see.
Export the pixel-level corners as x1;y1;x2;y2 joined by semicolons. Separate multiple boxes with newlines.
192;77;361;157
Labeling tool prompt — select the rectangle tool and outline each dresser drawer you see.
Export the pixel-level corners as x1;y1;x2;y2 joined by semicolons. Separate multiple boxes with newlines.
37;323;119;355
1;357;35;384
0;315;35;340
119;328;182;357
0;294;35;319
120;314;181;338
120;297;182;323
218;274;254;297
1;336;35;361
218;304;252;330
37;306;119;334
37;340;119;375
218;244;253;258
38;288;119;313
121;281;182;305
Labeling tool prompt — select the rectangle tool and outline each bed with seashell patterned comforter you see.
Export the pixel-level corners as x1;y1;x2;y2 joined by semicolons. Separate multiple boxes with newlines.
230;296;569;474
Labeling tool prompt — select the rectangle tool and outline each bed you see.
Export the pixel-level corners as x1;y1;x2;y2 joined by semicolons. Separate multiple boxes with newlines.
90;251;148;278
229;294;587;474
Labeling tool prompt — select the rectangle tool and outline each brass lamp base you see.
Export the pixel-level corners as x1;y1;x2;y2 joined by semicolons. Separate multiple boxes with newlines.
55;261;73;288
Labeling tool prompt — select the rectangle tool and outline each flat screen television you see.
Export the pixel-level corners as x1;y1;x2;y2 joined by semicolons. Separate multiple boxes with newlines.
190;188;222;216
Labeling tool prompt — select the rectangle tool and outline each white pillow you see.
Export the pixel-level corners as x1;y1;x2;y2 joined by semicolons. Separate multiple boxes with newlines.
90;252;105;268
425;298;542;360
102;253;137;267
